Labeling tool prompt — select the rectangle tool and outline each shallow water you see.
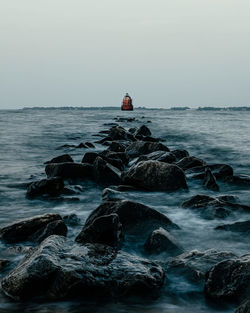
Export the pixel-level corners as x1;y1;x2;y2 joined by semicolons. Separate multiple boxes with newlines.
0;108;249;312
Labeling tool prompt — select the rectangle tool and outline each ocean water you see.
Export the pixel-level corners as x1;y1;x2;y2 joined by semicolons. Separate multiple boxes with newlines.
0;107;249;313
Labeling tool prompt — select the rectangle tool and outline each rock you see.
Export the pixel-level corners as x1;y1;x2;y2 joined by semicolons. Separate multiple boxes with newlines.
224;175;250;187
28;220;67;243
75;213;123;247
6;246;35;255
102;156;124;171
76;142;88;148
0;213;62;243
235;299;250;313
45;162;93;179
108;141;126;152
85;142;95;148
0;259;10;271
63;214;81;226
93;157;121;186
210;164;234;179
139;136;160;142
109;126;135;141
84;200;179;236
81;152;99;164
205;254;250;302
56;144;76;150
134;151;176;164
176;156;206;171
122;160;188;191
95;136;112;145
100;151;129;165
203;168;219;191
128;127;137;134
215;220;250;233
144;228;183;255
126;141;170;158
26;177;64;198
44;154;74;164
1;235;165;300
135;125;152;137
171;149;189;161
166;249;237;283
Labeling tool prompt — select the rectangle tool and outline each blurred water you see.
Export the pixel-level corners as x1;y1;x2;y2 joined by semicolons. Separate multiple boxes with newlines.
0;108;249;313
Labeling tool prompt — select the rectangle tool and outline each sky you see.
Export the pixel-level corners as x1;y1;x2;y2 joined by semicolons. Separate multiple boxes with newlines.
0;0;250;109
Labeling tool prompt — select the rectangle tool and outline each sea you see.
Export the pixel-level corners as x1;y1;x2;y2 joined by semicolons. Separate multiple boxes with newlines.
0;107;249;313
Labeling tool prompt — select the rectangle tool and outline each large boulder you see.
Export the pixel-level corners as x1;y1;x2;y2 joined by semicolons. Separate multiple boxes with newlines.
126;141;170;158
171;149;189;161
108;126;135;141
122;160;187;191
84;200;179;239
93;157;121;186
1;235;165;300
75;213;123;247
134;151;176;165
176;156;206;171
45;162;93;179
0;213;64;243
26;177;64;198
144;227;183;256
44;154;74;164
205;255;250;303
81;152;99;164
135;125;152;137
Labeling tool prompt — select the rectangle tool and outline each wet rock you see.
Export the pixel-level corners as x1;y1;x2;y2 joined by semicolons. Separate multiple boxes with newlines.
203;168;219;191
95;136;113;145
235;299;250;313
205;254;250;303
26;177;64;198
122;160;188;191
75;213;123;247
224;175;250;187
76;143;88;148
102;156;124;171
157;152;176;163
144;228;183;255
93;157;121;186
102;186;133;201
176;156;206;171
44;154;74;164
128;127;137;134
108;141;126;152
0;259;10;271
56;144;76;150
28;220;67;243
126;141;170;158
63;214;81;226
0;213;62;243
187;164;233;180
139;136;160;142
182;194;219;209
85;142;95;148
166;249;237;283
215;220;250;233
100;151;129;165
109;126;135;141
134;151;176;165
171;149;189;161
81;152;99;164
1;235;165;300
135;125;152;137
45;162;93;179
84;200;179;236
6;246;35;256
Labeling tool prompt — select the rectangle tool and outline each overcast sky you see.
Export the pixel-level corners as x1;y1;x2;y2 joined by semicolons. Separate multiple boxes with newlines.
0;0;250;109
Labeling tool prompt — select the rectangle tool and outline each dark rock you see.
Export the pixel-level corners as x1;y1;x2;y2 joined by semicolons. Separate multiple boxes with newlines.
235;299;250;313
144;227;183;255
216;220;250;233
56;144;76;150
0;213;62;243
203;168;219;191
134;151;176;164
28;220;67;243
6;246;35;255
63;214;81;226
126;141;170;158
176;156;206;170
76;143;88;148
100;151;129;165
108;141;126;152
84;200;179;235
136;125;152;137
182;194;219;209
102;156;124;171
122;160;188;191
95;136;113;144
210;164;233;179
205;254;250;303
109;126;135;141
85;142;95;148
1;235;165;300
75;213;123;247
157;152;176;163
0;259;10;271
45;162;93;179
140;136;160;142
171;149;189;161
128;127;137;134
93;157;121;186
166;249;237;283
44;154;74;164
26;178;64;198
102;186;136;201
224;175;250;187
81;152;99;164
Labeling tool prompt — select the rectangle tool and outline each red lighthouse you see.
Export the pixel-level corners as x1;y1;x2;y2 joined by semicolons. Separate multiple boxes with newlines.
121;93;133;111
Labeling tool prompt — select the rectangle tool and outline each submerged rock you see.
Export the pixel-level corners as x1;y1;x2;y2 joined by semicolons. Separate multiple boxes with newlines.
45;162;93;179
126;141;169;158
203;167;219;191
176;156;206;171
224;175;250;188
122;160;188;191
1;235;165;300
205;254;250;302
144;227;183;255
26;177;64;198
75;213;123;247
215;220;250;233
44;154;74;164
0;213;63;243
